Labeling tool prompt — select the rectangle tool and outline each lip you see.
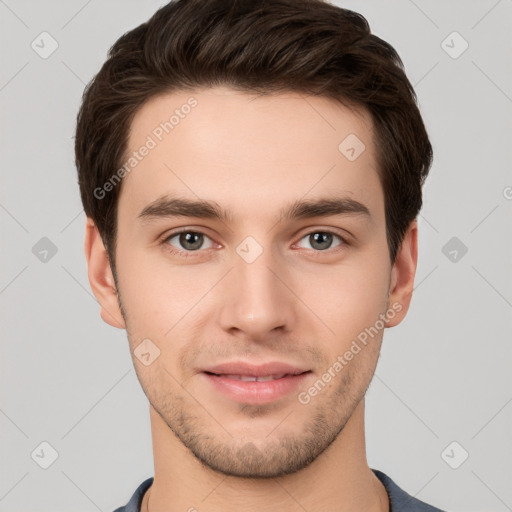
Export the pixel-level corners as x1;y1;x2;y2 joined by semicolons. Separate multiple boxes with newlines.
202;361;310;377
201;361;312;404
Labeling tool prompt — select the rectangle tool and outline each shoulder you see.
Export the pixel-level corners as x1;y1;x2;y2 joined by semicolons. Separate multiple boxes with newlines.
112;477;154;512
373;469;447;512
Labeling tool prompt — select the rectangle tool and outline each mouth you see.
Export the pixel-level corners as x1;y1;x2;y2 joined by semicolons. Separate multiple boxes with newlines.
200;362;313;404
204;372;304;382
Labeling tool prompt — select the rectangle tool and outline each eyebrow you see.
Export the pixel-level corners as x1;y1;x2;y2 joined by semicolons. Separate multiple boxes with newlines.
137;195;371;224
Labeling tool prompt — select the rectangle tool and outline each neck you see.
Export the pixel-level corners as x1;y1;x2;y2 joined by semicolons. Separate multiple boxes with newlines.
143;399;389;512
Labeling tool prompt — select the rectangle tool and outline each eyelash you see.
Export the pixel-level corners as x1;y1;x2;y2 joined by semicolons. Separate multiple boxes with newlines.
159;229;350;258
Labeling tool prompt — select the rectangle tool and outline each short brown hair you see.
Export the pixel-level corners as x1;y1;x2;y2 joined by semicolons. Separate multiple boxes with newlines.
74;0;432;280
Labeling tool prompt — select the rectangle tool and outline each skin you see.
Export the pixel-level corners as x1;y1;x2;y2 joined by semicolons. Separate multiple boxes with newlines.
84;86;418;512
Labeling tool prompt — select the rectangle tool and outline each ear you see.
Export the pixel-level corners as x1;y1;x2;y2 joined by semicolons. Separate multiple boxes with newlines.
83;217;126;329
386;219;418;328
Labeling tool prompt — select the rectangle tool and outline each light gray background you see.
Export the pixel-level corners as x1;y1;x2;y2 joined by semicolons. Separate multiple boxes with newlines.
1;1;511;511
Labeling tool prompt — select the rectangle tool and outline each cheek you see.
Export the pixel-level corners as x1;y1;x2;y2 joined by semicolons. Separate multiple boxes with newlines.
115;250;168;338
294;259;389;343
116;247;218;344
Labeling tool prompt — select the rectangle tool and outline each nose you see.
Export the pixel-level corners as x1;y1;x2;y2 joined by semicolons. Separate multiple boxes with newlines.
218;247;298;341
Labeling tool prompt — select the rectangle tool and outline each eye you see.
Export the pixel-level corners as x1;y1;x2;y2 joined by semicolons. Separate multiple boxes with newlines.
163;230;215;253
296;231;346;251
160;229;348;257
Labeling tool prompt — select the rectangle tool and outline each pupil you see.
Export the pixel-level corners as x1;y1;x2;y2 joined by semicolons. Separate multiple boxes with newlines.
311;232;332;250
180;232;202;250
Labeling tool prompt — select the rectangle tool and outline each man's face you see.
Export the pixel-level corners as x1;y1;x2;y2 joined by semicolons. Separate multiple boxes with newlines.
110;87;397;477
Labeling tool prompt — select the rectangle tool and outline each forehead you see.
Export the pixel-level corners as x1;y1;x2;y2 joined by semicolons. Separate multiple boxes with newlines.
119;86;382;222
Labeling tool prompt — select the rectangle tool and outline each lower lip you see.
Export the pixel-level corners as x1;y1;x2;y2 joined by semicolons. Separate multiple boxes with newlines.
202;372;312;404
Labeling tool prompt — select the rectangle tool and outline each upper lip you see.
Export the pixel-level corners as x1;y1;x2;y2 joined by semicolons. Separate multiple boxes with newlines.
202;361;311;377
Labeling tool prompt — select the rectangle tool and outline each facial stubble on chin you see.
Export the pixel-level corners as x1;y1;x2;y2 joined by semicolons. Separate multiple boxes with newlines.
142;360;370;479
